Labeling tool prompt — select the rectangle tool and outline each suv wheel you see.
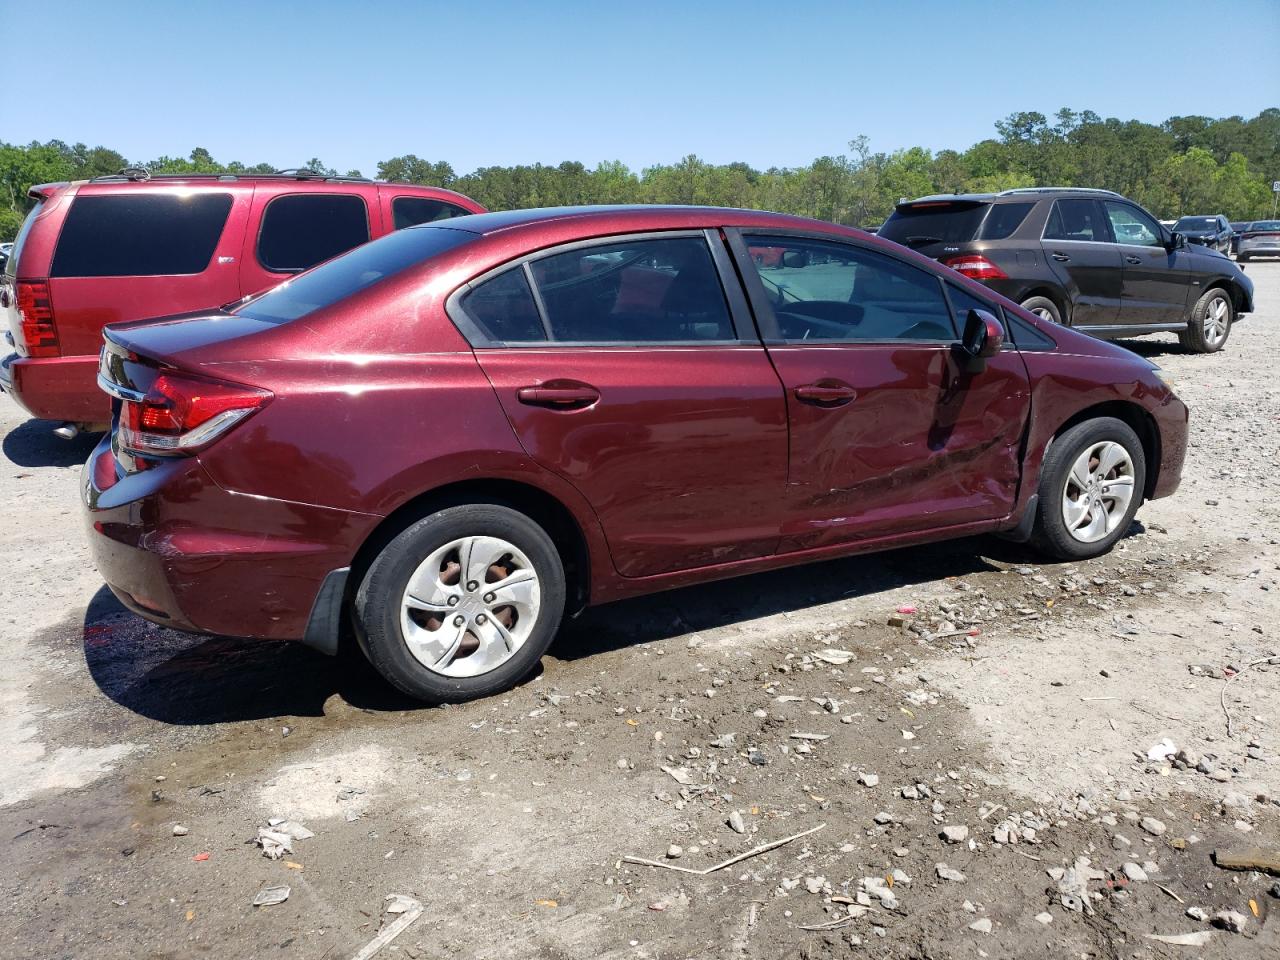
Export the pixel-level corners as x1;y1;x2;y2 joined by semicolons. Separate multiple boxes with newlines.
354;504;566;702
1031;417;1146;561
1179;287;1233;353
1020;296;1063;325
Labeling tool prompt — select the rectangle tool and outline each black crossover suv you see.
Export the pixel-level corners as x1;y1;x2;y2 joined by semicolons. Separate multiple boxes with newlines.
879;188;1254;353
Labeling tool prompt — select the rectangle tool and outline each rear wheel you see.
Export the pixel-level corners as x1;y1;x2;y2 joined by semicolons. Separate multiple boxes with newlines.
1178;287;1232;353
1031;418;1146;561
1020;295;1063;325
354;504;566;702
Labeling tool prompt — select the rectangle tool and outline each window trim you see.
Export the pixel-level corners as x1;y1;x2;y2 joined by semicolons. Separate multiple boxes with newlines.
724;227;960;347
254;191;371;276
446;229;755;348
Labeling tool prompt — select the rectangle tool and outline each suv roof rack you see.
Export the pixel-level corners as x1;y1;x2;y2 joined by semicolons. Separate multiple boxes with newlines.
997;187;1124;199
88;169;375;184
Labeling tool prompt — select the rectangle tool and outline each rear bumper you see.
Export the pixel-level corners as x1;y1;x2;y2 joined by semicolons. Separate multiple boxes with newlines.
82;435;375;645
0;352;106;422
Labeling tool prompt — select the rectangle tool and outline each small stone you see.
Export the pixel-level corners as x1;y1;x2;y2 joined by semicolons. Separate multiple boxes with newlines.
873;811;895;825
616;758;629;769
1211;768;1232;783
858;772;879;788
1112;834;1131;850
1140;816;1167;837
804;875;826;895
1122;862;1148;882
1186;906;1209;921
941;825;969;843
968;918;992;934
901;785;921;800
728;810;747;835
172;824;189;837
666;845;683;859
1034;912;1053;925
1211;909;1248;933
752;708;767;719
1270;881;1280;899
936;863;966;882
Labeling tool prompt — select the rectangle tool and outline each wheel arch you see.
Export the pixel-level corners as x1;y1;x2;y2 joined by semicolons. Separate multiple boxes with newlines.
1204;275;1252;315
348;478;594;618
1048;401;1161;500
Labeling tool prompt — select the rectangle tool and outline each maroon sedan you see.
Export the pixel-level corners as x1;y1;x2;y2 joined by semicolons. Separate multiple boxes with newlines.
86;206;1187;702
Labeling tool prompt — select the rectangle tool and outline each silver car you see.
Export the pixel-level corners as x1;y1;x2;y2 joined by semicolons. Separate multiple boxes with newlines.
1237;221;1280;262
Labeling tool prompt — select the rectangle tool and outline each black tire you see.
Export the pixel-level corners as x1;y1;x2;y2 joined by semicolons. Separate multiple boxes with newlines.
1030;417;1146;561
1178;286;1233;353
1020;295;1063;325
1237;254;1250;263
354;503;566;703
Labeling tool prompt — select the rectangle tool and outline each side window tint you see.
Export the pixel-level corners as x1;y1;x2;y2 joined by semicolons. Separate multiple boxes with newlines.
51;193;233;277
1007;313;1057;349
1103;201;1161;247
1043;199;1105;242
258;194;370;273
392;197;472;229
460;268;546;343
742;236;954;342
978;202;1035;240
528;237;734;343
946;282;1003;334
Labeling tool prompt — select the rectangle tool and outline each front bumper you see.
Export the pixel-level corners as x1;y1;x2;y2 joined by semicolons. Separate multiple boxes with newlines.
1;352;107;422
83;434;374;644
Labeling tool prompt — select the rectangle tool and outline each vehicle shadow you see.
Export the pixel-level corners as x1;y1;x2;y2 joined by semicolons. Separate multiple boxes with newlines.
2;418;101;468
81;536;1043;725
1109;337;1187;359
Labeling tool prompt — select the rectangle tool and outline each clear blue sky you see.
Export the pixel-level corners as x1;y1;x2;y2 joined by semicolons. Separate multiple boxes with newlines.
3;0;1277;176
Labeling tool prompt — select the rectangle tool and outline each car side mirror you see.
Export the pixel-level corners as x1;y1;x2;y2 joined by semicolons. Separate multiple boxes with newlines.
1165;231;1185;252
781;250;810;269
962;308;1003;359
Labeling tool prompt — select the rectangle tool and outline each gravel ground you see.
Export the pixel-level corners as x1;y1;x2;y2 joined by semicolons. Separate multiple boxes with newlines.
2;264;1278;959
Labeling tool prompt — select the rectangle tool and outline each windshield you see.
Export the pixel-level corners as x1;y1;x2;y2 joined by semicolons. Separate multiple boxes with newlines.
1173;217;1218;232
235;225;475;324
878;202;988;246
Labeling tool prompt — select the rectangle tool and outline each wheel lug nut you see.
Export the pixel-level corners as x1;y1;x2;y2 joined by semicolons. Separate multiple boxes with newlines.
447;596;459;606
453;615;465;627
476;614;487;624
466;581;479;592
483;592;496;603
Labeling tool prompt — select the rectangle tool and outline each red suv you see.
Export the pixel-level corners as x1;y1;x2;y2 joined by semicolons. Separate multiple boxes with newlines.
1;171;484;429
86;206;1188;703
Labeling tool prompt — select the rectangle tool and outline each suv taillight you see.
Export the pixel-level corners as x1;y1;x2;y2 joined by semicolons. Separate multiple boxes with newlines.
118;370;271;456
16;280;59;357
943;255;1008;280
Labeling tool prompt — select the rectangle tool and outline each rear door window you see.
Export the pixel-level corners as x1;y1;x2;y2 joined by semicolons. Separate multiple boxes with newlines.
257;194;369;273
51;193;233;277
392;196;472;229
978;202;1035;240
1043;199;1108;242
460;269;547;343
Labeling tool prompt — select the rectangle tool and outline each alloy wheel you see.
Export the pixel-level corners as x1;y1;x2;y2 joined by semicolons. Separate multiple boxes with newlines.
1202;295;1230;349
1060;441;1136;543
400;536;542;678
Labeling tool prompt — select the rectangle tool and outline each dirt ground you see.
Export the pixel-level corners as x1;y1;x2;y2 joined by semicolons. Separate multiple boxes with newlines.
2;264;1279;960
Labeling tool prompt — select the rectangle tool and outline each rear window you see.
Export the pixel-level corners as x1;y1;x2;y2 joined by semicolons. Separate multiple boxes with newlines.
235;225;473;324
51;193;232;278
1249;221;1280;231
392;197;472;229
257;194;370;273
978;202;1035;240
878;203;988;247
4;200;43;278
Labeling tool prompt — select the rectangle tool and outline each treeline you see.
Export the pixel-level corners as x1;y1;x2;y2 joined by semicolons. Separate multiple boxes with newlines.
2;107;1277;242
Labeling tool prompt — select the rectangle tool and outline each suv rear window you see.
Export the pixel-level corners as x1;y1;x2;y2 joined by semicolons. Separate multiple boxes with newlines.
257;194;370;273
978;202;1034;240
878;202;987;247
392;197;472;229
236;225;473;324
51;193;232;278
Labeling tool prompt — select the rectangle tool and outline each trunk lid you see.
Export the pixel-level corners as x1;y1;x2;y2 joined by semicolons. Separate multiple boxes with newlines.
102;309;284;369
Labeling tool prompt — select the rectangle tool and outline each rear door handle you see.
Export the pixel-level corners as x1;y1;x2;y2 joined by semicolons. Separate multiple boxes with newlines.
1125;255;1142;265
516;384;600;409
794;382;857;406
1051;252;1071;262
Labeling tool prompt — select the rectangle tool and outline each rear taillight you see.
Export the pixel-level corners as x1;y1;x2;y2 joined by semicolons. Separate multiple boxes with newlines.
118;370;271;456
16;280;59;357
943;255;1008;280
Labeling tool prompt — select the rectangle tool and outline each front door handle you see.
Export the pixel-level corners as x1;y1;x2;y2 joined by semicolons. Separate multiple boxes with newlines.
1051;252;1071;262
794;382;857;406
516;383;600;409
1125;255;1143;265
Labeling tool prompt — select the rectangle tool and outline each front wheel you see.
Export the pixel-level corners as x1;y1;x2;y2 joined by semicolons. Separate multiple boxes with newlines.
1178;287;1233;353
1031;418;1146;561
354;504;566;702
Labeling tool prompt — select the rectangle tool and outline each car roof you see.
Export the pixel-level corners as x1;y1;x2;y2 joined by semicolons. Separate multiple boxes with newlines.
431;204;858;237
